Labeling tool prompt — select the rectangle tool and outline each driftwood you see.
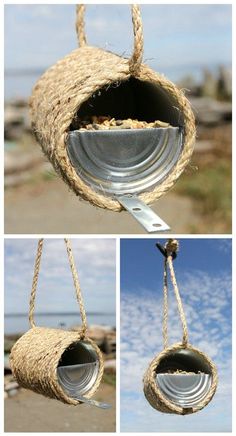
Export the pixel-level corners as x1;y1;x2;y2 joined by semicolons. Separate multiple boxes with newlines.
190;97;232;125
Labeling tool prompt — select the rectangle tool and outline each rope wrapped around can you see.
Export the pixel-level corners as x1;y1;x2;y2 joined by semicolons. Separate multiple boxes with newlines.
143;239;218;415
29;5;196;211
10;239;104;405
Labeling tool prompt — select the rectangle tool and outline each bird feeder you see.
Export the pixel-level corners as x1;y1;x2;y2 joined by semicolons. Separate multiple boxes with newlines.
29;5;195;232
10;239;108;408
143;240;218;414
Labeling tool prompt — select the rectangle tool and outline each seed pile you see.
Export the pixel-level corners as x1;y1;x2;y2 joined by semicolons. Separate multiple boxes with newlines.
164;370;204;375
73;115;170;131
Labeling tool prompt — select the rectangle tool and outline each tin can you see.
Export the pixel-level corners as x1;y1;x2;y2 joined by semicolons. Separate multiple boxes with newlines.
143;344;218;414
67;127;183;196
57;341;99;399
155;349;213;409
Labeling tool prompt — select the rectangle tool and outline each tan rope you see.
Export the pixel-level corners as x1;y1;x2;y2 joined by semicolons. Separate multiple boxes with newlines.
162;259;168;349
29;239;87;335
76;5;86;47
162;239;189;347
29;238;43;328
129;4;144;73
64;238;87;335
76;4;143;71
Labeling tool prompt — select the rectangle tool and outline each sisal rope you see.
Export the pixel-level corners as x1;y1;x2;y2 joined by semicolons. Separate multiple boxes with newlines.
162;239;188;348
76;4;143;72
76;5;87;47
162;258;168;349
29;238;87;336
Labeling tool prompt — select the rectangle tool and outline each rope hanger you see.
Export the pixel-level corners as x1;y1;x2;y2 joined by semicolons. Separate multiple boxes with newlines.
29;238;87;336
76;4;144;73
156;239;189;349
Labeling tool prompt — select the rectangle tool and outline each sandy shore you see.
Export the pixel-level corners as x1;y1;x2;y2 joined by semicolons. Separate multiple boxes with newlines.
4;382;115;432
4;177;200;234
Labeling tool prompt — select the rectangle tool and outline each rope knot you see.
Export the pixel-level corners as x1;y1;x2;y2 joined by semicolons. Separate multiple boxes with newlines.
165;239;179;256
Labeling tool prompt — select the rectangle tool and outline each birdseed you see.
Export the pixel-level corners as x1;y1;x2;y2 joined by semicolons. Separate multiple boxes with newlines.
73;115;170;131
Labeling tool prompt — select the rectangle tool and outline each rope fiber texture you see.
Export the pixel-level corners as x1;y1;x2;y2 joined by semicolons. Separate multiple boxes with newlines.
29;4;196;211
10;239;104;405
163;239;188;348
143;239;218;415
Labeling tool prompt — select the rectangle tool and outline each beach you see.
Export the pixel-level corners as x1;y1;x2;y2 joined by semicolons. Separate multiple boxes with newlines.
5;382;115;432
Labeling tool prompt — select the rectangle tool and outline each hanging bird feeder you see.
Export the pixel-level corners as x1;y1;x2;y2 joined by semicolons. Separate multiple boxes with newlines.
10;239;109;409
29;4;195;232
143;239;218;414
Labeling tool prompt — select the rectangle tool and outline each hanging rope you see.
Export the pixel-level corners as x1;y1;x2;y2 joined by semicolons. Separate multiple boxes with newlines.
76;4;144;73
162;239;189;348
29;238;87;336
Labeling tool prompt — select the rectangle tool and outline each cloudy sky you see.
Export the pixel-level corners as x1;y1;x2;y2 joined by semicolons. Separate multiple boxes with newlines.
4;4;232;99
5;238;116;317
120;238;232;432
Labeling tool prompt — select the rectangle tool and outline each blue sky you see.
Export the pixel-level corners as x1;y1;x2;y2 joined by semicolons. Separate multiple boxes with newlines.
4;4;232;99
120;238;232;432
5;238;116;317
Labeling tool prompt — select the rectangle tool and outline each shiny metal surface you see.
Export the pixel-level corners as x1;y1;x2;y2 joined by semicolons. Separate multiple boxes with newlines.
156;374;212;408
73;395;111;409
57;341;99;396
67;127;183;196
57;361;99;396
118;195;170;232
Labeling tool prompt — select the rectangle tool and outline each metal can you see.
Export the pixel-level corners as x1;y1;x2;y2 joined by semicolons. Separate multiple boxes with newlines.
155;348;213;408
57;341;99;398
67;127;183;197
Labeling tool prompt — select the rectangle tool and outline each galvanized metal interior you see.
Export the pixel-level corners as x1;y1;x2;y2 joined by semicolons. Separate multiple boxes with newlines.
57;341;99;397
68;79;185;198
155;349;213;408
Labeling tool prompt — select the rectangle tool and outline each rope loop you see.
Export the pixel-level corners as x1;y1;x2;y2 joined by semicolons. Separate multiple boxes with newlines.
76;4;144;73
29;239;87;336
161;239;188;348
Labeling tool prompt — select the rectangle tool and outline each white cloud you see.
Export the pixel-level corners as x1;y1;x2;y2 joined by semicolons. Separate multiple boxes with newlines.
4;238;116;316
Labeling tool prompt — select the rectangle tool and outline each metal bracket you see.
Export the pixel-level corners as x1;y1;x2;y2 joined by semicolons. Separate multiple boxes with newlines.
118;195;170;233
74;395;111;409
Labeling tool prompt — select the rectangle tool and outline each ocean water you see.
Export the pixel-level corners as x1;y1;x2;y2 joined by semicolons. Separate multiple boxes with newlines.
4;65;208;101
5;63;230;102
4;312;115;334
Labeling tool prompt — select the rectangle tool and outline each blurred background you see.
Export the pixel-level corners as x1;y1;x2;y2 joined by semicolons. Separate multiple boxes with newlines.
120;238;232;432
4;4;232;234
4;238;116;432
